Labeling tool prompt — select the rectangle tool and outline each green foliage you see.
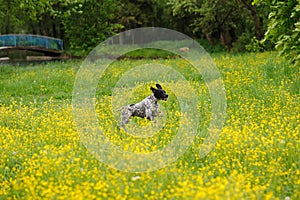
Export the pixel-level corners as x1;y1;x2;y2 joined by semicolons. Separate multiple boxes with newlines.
196;39;227;53
167;0;267;52
62;0;119;56
0;0;120;56
245;37;264;52
0;0;26;33
116;0;156;28
0;0;298;58
254;0;300;65
232;32;255;53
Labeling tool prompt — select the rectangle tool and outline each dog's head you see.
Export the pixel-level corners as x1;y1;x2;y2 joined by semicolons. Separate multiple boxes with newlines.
151;84;168;101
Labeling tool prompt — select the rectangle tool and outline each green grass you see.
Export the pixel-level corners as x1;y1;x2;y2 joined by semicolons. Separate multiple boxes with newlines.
123;48;178;59
0;60;81;105
0;52;299;199
1;52;298;105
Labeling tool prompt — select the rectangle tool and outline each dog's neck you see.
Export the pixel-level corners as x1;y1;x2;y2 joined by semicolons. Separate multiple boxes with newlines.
148;94;159;103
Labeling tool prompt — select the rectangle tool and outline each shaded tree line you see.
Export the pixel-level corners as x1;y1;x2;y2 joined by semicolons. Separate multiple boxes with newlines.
0;0;299;63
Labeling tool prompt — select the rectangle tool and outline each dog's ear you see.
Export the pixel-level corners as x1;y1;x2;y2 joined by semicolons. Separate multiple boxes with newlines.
150;86;157;93
156;84;162;89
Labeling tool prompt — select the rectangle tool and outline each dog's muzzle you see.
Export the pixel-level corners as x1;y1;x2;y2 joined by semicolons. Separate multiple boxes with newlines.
163;94;168;101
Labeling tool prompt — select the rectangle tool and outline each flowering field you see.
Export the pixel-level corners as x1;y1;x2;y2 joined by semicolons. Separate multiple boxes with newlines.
0;52;299;199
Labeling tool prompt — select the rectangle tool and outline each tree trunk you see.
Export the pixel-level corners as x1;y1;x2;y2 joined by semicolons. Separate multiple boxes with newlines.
5;0;11;34
52;22;57;38
206;33;215;45
240;0;263;40
220;30;232;52
59;22;64;40
219;24;233;52
251;6;263;40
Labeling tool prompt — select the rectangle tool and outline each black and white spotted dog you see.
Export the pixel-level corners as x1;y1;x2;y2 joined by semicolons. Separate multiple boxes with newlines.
119;84;168;128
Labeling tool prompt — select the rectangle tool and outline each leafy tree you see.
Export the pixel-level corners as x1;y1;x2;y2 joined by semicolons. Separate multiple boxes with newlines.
113;0;184;44
61;0;119;55
1;0;119;56
238;0;264;40
115;0;156;29
168;0;266;51
254;0;300;65
0;0;25;34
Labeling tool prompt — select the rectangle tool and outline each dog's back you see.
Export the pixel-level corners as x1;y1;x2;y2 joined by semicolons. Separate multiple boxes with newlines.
129;95;158;118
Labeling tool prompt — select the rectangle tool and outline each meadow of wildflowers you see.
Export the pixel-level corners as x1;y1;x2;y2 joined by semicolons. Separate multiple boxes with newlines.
0;52;299;199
